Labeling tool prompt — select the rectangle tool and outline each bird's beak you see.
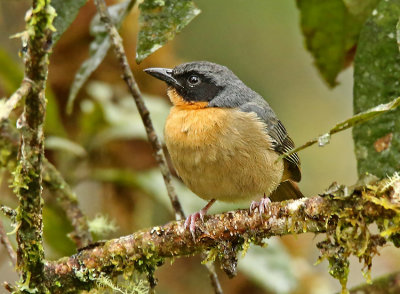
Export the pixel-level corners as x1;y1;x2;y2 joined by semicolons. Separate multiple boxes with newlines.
144;67;183;89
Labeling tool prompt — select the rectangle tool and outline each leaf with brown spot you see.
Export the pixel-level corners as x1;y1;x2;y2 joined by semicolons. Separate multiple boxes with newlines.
353;0;400;177
374;133;393;153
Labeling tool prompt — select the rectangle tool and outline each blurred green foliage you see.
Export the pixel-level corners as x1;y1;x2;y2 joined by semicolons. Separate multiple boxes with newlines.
52;0;88;43
66;0;136;113
0;44;65;136
238;239;296;294
0;48;23;93
43;204;76;257
78;81;169;150
1;0;400;293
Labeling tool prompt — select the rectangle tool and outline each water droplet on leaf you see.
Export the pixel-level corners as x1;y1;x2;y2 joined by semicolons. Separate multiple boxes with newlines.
318;133;331;146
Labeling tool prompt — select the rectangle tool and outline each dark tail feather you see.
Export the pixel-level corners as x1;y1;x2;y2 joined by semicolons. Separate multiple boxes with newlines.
270;180;304;202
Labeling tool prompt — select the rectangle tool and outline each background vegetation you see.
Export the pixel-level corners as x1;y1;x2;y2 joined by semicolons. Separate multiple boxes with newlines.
0;0;399;293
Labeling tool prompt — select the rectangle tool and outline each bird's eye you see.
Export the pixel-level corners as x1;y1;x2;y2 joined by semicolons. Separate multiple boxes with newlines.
187;75;200;87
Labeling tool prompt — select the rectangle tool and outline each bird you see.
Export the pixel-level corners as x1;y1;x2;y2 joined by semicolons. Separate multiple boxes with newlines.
144;61;303;239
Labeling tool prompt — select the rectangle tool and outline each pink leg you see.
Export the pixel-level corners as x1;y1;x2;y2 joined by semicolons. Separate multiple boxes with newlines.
184;199;216;241
250;194;271;216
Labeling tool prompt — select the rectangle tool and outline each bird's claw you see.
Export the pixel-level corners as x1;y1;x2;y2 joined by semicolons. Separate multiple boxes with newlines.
249;196;271;216
184;212;203;241
184;199;215;242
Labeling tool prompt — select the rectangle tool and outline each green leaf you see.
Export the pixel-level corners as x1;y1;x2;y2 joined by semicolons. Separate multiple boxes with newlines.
136;0;201;63
52;0;88;44
280;96;400;160
297;0;378;87
353;0;400;178
66;0;136;114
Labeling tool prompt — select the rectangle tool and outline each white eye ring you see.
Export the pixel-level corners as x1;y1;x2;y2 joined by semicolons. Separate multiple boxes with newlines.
188;75;200;87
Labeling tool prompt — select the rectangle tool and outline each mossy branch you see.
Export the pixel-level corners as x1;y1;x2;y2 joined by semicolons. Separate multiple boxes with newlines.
40;176;400;293
12;0;56;292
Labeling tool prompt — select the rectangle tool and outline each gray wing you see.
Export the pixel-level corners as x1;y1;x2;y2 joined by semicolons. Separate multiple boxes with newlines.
239;100;301;182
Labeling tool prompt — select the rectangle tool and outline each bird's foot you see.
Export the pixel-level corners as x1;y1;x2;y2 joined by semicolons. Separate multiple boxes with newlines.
249;195;271;216
184;199;216;241
184;211;205;241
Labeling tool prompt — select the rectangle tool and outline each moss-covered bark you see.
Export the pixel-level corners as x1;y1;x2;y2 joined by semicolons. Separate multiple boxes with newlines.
12;0;56;292
41;176;400;293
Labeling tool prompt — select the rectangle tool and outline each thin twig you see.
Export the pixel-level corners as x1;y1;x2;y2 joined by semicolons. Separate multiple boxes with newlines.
93;0;185;221
0;80;32;122
0;220;17;266
42;176;399;293
204;263;223;294
93;1;224;292
280;96;400;160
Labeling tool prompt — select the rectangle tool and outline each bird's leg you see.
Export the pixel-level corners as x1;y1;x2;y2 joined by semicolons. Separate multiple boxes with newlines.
250;193;271;215
184;199;216;241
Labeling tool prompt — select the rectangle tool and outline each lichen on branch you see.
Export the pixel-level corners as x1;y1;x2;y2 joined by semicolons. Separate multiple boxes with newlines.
41;175;400;293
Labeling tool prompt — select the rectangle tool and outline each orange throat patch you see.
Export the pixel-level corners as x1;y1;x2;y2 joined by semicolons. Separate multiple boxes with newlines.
167;87;208;110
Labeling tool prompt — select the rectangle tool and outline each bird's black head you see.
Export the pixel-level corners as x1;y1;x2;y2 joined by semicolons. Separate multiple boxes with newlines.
144;61;239;105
